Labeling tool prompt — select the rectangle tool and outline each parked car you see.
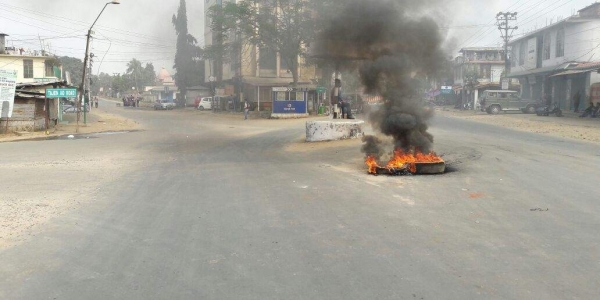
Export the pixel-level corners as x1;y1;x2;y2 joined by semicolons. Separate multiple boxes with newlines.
481;90;537;114
197;97;213;111
154;99;176;110
62;104;89;114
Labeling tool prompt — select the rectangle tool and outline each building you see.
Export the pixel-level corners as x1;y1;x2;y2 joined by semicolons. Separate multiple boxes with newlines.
0;81;69;132
144;68;178;102
203;0;319;112
1;34;65;132
453;47;506;108
0;34;62;84
507;2;600;110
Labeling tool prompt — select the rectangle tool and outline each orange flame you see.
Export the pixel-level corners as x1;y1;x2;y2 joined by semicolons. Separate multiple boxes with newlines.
365;150;443;174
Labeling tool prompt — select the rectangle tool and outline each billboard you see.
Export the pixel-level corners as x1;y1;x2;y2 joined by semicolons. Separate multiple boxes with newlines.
0;69;18;118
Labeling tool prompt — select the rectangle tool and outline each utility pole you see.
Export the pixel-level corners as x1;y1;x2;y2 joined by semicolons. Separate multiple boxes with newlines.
78;1;119;132
496;12;518;74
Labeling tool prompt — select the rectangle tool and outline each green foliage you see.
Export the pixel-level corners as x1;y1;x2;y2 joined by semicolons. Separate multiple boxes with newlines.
58;56;83;87
172;0;204;105
204;0;318;84
90;59;158;97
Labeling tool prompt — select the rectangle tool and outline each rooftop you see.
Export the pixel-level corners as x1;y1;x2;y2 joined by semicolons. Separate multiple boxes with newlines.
510;2;600;45
459;47;503;52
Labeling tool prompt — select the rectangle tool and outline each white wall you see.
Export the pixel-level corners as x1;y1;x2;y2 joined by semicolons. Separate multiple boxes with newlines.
0;56;56;83
510;19;600;74
491;65;504;83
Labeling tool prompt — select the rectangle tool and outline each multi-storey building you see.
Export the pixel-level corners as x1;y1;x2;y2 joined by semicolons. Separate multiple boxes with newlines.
453;47;506;108
203;0;319;112
508;2;600;110
0;34;62;84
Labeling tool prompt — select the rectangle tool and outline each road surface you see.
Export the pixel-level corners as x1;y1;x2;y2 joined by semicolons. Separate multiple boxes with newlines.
1;100;599;299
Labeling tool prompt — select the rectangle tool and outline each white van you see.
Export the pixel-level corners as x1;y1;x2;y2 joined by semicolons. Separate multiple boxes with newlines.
197;97;213;110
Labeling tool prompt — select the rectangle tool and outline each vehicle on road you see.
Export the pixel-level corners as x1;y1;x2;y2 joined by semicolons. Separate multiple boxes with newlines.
62;104;89;114
536;102;563;117
481;90;537;114
154;99;176;110
197;97;213;111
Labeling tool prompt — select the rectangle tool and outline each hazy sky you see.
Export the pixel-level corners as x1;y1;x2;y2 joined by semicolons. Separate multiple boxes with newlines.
0;0;595;75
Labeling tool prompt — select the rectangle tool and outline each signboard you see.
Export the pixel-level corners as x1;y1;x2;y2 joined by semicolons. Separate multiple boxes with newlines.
0;69;18;118
526;38;537;70
501;78;510;90
440;86;453;95
316;86;327;93
272;87;307;114
46;88;78;98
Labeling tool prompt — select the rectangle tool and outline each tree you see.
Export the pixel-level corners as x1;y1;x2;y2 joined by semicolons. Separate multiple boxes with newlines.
126;58;144;92
205;0;317;85
58;56;84;87
143;63;156;87
172;0;201;106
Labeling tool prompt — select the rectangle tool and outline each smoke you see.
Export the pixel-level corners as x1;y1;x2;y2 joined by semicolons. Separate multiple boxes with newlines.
317;0;445;155
361;135;384;159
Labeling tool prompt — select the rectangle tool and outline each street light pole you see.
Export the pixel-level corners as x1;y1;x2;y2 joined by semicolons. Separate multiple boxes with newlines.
77;0;120;131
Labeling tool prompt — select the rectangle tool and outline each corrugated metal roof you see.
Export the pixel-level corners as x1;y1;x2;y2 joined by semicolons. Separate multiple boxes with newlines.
550;69;590;77
506;63;572;78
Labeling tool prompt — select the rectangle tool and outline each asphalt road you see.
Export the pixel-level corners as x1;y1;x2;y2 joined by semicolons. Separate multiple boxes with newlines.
1;101;599;299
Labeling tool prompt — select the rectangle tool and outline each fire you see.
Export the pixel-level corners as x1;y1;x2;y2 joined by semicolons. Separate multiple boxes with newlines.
365;150;444;174
366;155;380;174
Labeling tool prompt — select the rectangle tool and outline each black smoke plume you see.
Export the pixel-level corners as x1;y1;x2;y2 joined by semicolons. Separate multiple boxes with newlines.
317;0;445;155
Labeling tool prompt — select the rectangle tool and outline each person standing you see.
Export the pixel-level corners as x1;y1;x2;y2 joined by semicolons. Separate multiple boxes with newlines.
573;91;581;113
244;99;249;120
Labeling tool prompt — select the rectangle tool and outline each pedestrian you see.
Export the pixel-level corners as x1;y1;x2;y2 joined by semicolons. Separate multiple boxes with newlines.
244;99;249;120
573;91;581;113
592;102;600;118
94;97;99;108
579;102;594;117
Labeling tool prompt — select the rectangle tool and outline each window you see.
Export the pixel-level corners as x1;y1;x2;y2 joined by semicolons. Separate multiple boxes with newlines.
556;28;565;57
45;61;54;77
543;32;551;60
23;59;33;78
488;92;497;98
259;47;276;70
500;93;507;99
519;42;526;66
276;92;286;101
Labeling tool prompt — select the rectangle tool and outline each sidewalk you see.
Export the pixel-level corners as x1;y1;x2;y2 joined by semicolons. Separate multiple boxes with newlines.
0;107;141;143
436;106;600;144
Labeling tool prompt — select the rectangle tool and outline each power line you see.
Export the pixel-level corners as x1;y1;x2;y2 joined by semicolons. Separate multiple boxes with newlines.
456;0;526;49
0;3;186;45
460;0;549;49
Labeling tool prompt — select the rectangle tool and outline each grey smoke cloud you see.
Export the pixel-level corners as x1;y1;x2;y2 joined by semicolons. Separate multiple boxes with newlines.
318;0;444;154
